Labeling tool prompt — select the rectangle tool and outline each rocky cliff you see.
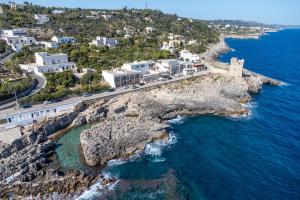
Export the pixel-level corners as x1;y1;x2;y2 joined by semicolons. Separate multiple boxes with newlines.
80;72;281;167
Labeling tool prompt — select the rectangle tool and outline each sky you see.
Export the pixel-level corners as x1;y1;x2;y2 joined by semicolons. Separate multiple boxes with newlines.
4;0;300;25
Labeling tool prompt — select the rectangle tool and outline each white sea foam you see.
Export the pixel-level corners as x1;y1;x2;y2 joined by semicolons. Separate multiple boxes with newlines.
279;81;290;87
168;115;185;124
76;172;119;200
107;153;142;167
229;102;257;120
144;131;177;162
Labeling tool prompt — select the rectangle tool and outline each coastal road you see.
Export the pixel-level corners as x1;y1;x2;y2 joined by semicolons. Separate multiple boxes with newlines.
0;70;211;118
0;74;46;110
0;51;47;110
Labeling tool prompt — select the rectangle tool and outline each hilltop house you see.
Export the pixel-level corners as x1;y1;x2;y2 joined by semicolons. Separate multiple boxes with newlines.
145;27;155;34
34;14;50;24
161;42;175;53
41;41;59;50
20;52;76;76
51;36;76;44
91;37;118;48
1;29;37;52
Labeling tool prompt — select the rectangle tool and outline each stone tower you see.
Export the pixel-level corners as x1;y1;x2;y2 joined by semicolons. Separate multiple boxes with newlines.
229;57;244;77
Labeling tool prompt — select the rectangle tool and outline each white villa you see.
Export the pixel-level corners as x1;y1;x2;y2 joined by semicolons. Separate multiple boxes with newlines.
51;36;76;44
91;37;118;48
41;41;59;50
156;59;181;76
102;69;142;88
103;60;161;88
101;14;113;20
161;42;175;53
34;14;50;24
121;61;154;74
1;29;37;52
20;52;76;76
180;50;200;63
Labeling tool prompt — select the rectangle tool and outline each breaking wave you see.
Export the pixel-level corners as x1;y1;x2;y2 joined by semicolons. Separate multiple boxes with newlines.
144;131;177;162
76;172;119;200
168;115;185;124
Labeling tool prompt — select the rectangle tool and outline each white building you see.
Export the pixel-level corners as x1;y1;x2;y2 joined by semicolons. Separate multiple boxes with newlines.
180;50;200;63
229;57;244;77
0;6;4;15
51;36;76;44
145;27;155;34
41;41;59;50
121;61;154;75
20;52;76;76
52;9;64;14
91;37;118;48
102;69;142;88
156;59;181;76
0;103;76;127
2;29;27;37
2;29;37;52
101;14;113;20
34;14;50;24
161;42;175;53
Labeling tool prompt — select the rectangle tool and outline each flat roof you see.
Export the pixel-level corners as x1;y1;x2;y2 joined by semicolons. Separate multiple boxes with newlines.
103;69;141;76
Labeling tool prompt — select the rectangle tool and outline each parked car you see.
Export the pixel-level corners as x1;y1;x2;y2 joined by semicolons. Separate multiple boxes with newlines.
139;83;145;86
108;88;115;92
132;85;139;89
124;86;129;89
22;104;32;109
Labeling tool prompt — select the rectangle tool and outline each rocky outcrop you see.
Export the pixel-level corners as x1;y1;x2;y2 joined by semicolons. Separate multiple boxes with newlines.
0;140;54;184
80;72;280;167
0;170;99;199
0;103;86;187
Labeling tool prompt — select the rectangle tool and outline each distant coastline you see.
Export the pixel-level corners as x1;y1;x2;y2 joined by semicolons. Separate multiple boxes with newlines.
224;28;281;40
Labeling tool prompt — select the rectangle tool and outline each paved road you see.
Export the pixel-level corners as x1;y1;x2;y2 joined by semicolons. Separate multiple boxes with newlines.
0;51;47;110
0;70;210;117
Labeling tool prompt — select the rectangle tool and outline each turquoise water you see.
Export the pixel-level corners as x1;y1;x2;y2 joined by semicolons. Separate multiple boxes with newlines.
55;124;91;171
101;29;300;199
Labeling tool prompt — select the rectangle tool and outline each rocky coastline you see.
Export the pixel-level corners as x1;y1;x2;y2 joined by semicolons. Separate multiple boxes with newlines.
0;37;282;199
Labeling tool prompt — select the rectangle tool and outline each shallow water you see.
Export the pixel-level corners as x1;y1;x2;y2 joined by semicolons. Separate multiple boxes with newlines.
55;124;91;171
57;29;300;199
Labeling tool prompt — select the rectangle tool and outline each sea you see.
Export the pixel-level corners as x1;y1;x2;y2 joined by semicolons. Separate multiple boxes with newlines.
56;29;300;199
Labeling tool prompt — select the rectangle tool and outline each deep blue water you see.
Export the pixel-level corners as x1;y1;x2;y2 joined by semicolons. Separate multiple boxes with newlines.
100;29;300;199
